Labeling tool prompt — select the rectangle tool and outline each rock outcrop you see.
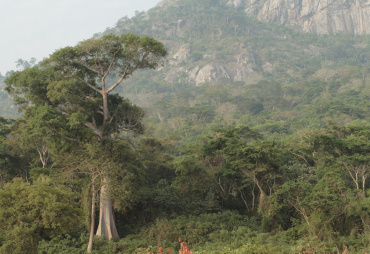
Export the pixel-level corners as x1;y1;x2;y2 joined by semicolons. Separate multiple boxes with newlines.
192;64;231;85
116;0;369;88
172;44;191;63
226;0;370;35
187;64;257;86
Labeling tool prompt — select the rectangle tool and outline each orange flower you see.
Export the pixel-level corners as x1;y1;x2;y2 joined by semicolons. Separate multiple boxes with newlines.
178;240;192;254
157;247;163;254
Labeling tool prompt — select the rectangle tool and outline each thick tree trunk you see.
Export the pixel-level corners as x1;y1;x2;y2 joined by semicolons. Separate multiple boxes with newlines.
102;92;111;124
96;183;119;240
87;181;96;253
98;85;118;239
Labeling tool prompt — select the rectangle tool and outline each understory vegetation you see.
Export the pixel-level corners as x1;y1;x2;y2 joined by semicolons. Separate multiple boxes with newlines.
1;114;369;253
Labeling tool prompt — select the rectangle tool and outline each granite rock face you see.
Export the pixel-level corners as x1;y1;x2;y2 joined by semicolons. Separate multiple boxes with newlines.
187;64;257;86
149;0;369;87
172;44;191;63
227;0;370;35
192;64;230;86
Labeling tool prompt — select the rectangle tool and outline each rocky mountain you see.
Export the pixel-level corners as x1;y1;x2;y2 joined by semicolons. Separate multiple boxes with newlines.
103;0;368;89
154;0;370;35
98;0;369;139
228;0;370;35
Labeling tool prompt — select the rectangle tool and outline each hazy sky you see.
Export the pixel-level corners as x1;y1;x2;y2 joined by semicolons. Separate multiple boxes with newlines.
0;0;162;75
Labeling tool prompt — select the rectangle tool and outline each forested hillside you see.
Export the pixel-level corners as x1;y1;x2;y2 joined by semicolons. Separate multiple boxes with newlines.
99;0;370;143
0;0;369;253
0;74;18;119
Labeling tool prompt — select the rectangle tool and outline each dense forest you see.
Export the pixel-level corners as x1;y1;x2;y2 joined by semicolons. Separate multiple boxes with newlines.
0;0;369;253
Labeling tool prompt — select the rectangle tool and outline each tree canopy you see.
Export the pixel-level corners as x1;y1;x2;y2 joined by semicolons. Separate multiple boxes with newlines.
4;33;167;252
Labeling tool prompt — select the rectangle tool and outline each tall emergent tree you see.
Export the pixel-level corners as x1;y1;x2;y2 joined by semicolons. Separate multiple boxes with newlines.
5;33;167;250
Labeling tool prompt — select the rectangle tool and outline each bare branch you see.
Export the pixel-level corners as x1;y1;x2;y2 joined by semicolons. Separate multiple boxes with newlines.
114;136;148;170
59;133;80;142
290;151;313;166
0;174;7;184
78;56;100;75
74;76;102;94
84;122;103;138
106;57;138;94
102;54;119;80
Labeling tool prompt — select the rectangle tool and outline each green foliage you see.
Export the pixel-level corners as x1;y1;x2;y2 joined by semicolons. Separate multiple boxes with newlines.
3;33;168;251
86;211;259;253
49;210;368;254
0;76;18;119
1;0;370;252
37;233;88;254
4;67;56;111
174;153;220;214
102;0;370;145
0;177;82;253
0;117;26;181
